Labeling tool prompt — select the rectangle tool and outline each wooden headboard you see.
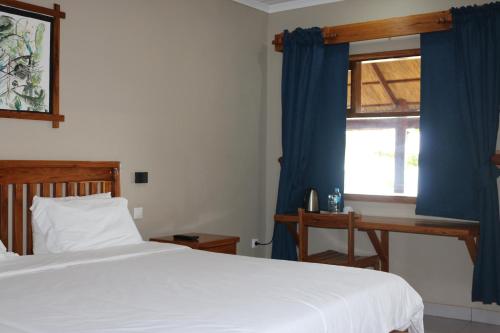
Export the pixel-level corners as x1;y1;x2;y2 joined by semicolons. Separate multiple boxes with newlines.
0;161;121;255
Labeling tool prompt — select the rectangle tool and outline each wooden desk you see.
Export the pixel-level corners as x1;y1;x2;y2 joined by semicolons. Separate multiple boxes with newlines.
274;214;479;272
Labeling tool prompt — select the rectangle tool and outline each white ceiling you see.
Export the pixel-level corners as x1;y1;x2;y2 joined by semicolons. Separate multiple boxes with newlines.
232;0;344;13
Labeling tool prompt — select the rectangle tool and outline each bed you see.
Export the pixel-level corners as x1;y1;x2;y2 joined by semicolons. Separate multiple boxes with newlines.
0;161;424;333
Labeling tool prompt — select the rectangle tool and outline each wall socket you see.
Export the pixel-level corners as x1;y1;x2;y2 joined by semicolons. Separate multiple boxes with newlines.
133;207;143;219
251;238;259;248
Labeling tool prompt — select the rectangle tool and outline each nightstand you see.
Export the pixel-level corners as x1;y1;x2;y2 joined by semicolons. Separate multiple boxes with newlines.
150;233;240;255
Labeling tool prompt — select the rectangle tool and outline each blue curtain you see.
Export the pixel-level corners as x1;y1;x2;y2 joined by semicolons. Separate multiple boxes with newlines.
418;3;500;304
417;31;479;220
271;28;349;260
452;3;500;304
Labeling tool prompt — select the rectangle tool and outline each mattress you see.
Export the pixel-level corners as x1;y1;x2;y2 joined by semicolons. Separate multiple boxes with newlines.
0;242;424;333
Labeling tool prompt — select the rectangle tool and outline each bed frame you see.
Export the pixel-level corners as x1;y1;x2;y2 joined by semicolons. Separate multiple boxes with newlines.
0;160;120;255
0;160;412;333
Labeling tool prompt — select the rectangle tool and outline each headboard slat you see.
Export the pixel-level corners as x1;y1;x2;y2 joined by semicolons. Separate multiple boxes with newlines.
78;183;86;196
54;183;63;197
12;184;24;255
41;183;51;197
0;185;8;249
90;182;98;195
102;181;112;193
27;184;37;255
67;182;76;196
0;161;120;255
112;168;121;197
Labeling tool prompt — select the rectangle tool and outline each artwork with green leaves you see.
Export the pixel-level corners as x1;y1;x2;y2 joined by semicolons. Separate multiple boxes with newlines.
0;6;52;113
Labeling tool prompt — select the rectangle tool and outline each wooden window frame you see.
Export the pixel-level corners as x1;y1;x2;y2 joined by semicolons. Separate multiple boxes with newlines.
348;49;421;118
345;49;421;204
344;193;417;204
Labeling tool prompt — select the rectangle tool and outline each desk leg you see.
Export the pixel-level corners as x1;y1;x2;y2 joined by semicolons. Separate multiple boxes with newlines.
285;223;299;247
463;235;477;264
381;231;389;272
366;230;389;272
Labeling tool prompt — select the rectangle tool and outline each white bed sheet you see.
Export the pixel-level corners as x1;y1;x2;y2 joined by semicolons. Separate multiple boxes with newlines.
0;242;423;333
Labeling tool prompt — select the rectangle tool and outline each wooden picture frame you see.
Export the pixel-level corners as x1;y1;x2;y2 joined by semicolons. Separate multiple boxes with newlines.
0;0;65;128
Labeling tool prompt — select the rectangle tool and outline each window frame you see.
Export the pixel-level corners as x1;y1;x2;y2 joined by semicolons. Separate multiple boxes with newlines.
348;48;421;118
345;49;421;204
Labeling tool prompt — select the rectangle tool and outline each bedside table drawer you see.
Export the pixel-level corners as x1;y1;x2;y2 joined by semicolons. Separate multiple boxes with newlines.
205;243;237;255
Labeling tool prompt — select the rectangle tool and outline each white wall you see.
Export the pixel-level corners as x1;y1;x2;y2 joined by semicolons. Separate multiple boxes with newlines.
0;0;268;256
264;0;499;313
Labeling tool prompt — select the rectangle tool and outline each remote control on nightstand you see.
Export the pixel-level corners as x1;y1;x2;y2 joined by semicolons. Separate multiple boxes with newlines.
173;234;199;241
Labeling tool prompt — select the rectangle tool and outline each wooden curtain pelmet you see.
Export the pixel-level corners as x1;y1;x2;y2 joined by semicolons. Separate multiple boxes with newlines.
272;10;452;52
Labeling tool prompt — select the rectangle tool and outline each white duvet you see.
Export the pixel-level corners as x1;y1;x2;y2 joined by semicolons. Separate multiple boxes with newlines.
0;242;423;333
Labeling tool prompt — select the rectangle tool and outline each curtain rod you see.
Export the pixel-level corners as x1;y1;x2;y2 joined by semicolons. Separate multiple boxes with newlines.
272;10;452;52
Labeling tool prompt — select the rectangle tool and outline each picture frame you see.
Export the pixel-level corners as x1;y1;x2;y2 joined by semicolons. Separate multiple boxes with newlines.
0;0;65;128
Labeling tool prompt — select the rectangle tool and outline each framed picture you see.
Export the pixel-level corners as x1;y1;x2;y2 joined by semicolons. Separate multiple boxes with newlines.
0;0;65;128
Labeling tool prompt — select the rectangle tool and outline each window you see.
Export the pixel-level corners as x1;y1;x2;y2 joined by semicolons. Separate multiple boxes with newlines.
344;50;421;201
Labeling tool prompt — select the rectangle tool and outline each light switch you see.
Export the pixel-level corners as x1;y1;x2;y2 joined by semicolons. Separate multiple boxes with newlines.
133;207;143;220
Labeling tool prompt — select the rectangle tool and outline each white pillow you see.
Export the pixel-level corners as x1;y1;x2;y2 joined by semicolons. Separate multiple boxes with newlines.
0;240;18;260
31;197;142;253
31;193;112;254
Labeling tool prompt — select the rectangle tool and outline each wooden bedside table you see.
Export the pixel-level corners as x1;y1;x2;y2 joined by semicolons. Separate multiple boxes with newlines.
150;233;240;255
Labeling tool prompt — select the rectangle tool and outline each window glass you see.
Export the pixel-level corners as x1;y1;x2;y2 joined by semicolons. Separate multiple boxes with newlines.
348;56;420;115
345;127;396;195
344;117;419;197
404;128;420;196
345;52;420;198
